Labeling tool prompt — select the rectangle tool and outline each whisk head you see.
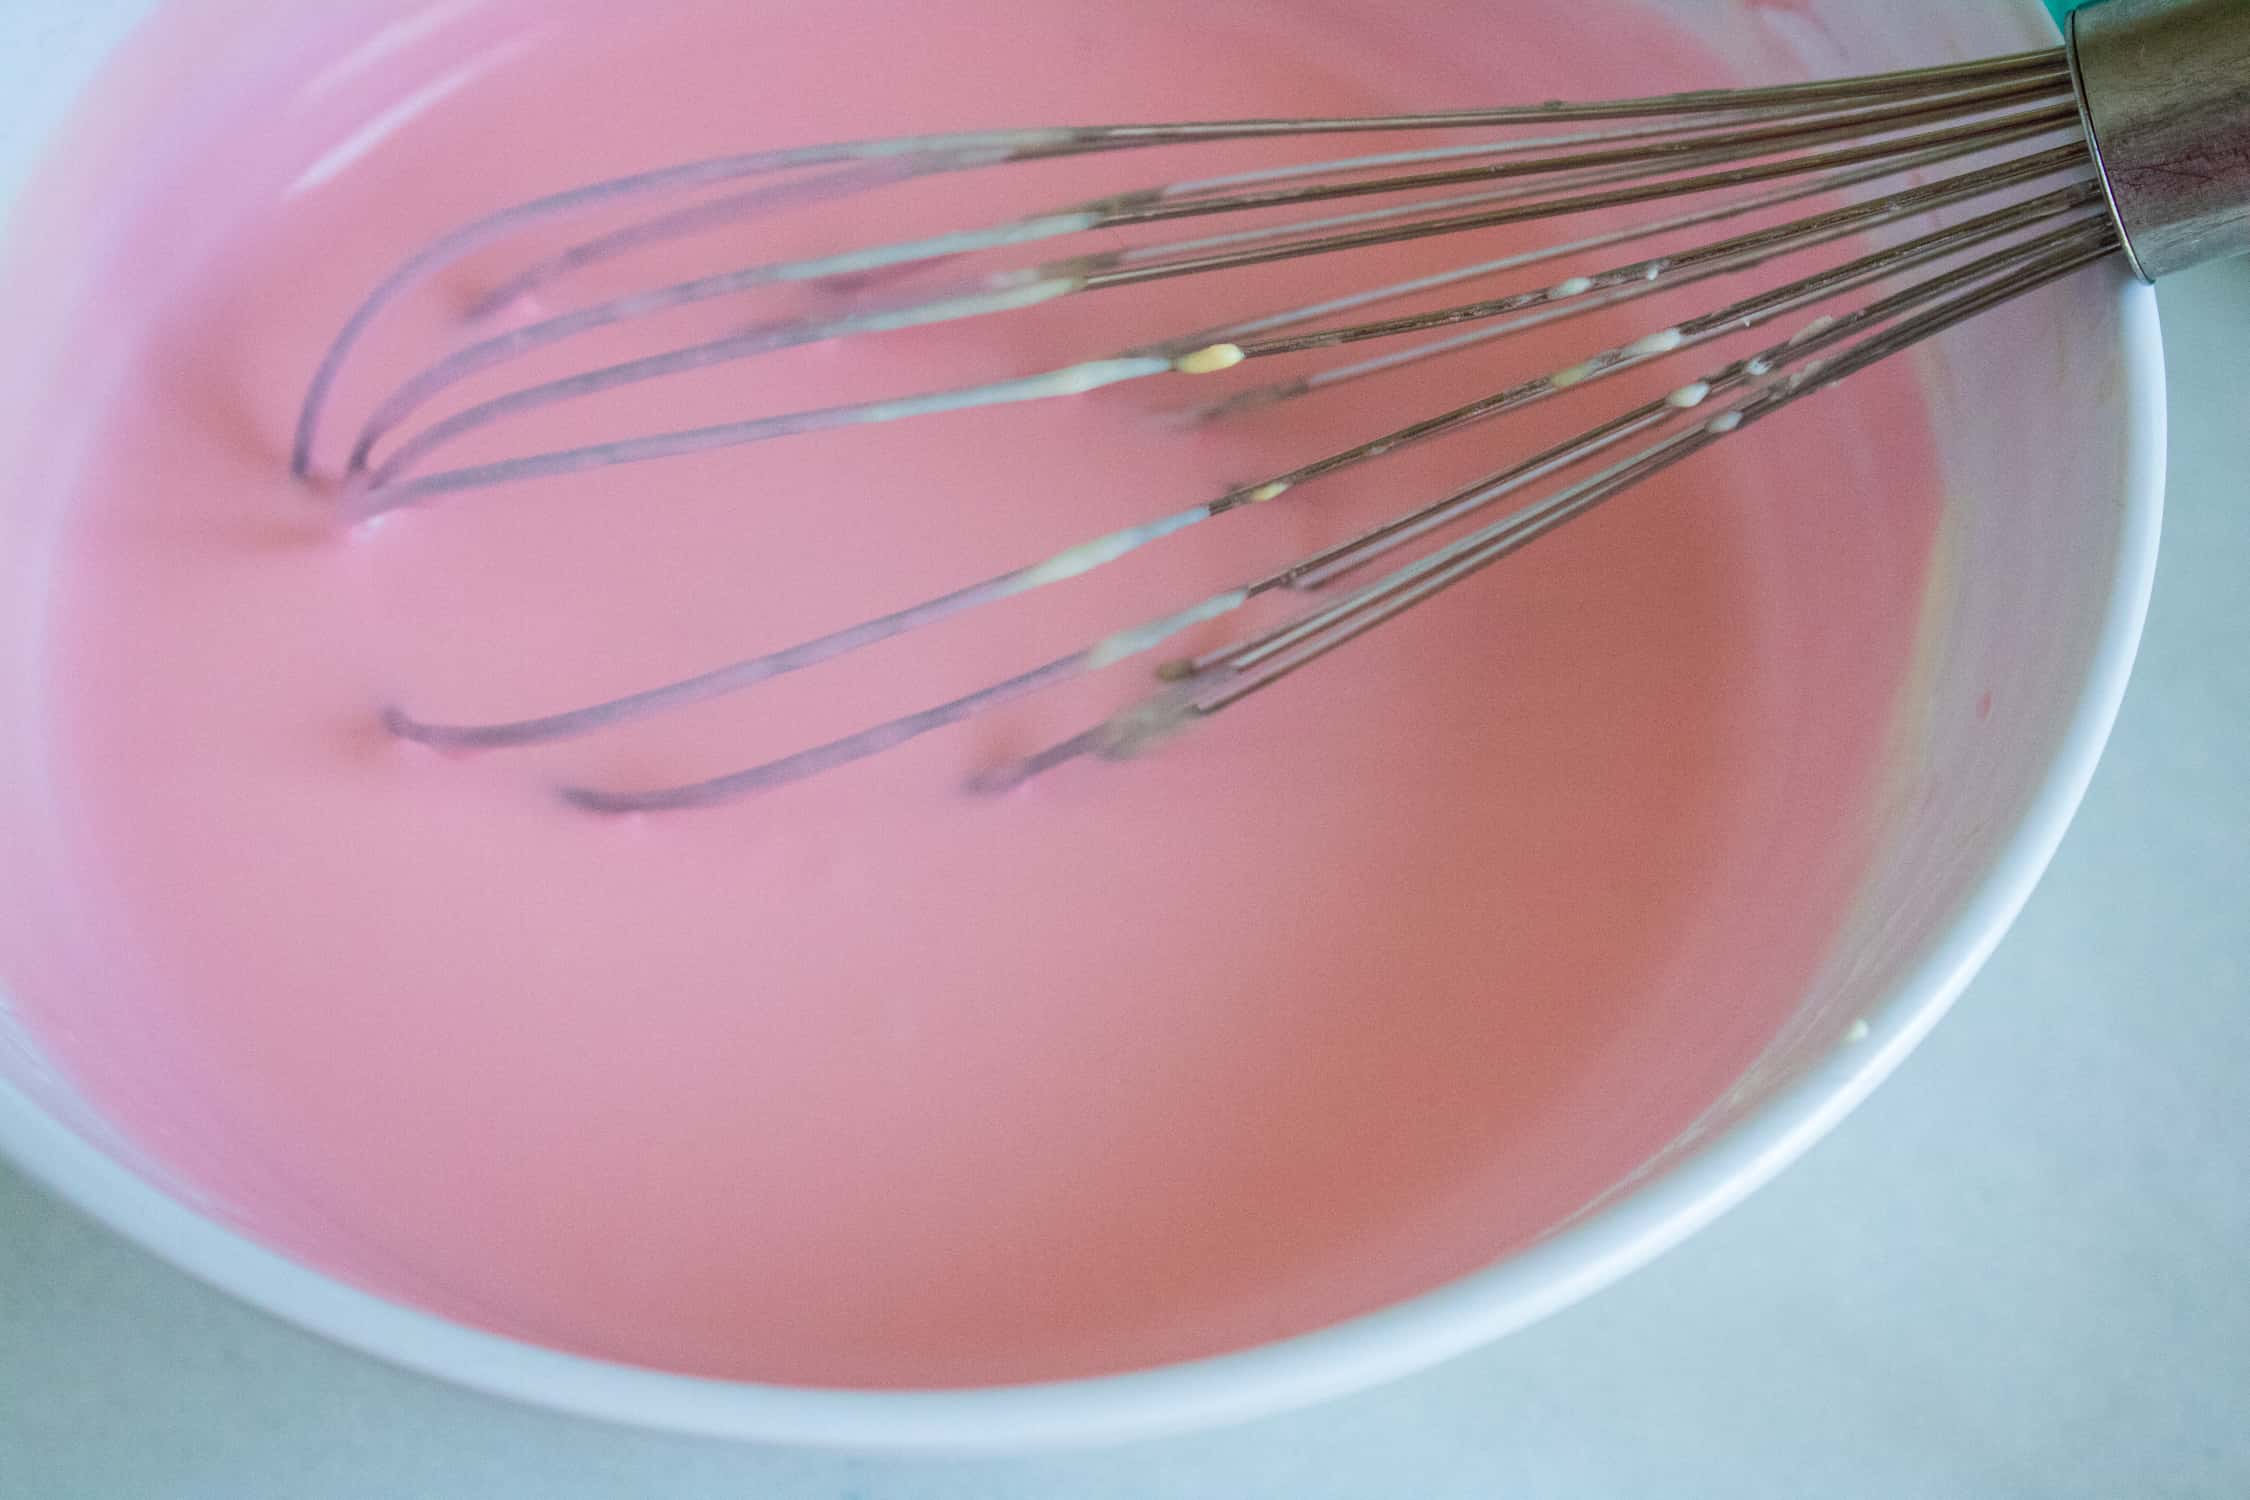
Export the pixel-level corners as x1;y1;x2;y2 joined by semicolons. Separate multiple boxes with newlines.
296;46;2120;813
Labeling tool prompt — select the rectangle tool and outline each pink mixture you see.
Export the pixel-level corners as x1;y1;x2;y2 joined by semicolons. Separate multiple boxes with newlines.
0;0;1938;1385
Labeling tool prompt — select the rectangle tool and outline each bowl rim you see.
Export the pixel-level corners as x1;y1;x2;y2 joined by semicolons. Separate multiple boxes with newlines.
0;4;2169;1458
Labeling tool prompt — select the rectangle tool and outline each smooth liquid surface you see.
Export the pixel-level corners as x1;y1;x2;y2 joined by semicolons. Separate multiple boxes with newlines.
5;0;1939;1385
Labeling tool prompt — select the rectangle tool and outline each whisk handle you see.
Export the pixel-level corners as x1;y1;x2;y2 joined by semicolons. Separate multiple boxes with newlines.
2068;0;2250;280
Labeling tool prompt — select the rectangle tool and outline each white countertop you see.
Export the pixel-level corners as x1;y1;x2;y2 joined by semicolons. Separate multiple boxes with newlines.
4;8;2247;1496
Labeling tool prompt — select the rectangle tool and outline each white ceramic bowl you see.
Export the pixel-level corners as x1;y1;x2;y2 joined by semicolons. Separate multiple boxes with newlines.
0;0;2162;1451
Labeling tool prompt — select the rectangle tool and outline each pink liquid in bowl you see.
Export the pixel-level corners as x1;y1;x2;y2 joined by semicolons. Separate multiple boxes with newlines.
0;0;1939;1386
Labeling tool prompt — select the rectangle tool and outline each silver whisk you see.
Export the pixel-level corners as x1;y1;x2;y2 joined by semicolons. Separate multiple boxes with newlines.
294;0;2250;813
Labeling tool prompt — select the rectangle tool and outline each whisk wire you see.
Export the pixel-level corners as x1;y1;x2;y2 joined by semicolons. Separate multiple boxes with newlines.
356;115;2087;510
303;45;2134;811
319;62;2081;490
